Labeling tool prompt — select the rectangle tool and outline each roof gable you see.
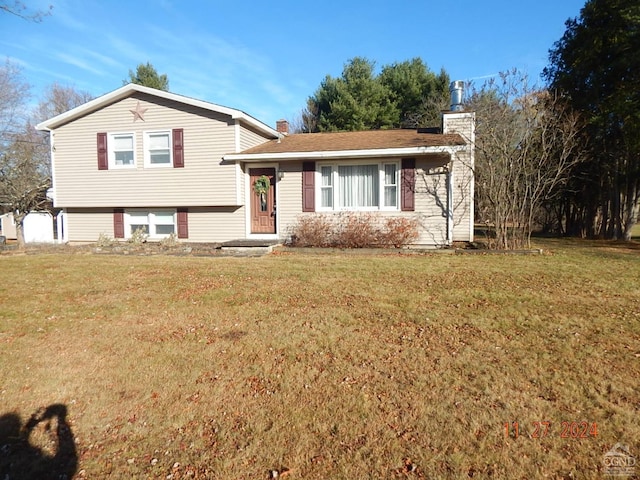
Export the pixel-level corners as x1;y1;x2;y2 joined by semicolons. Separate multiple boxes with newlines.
36;83;278;138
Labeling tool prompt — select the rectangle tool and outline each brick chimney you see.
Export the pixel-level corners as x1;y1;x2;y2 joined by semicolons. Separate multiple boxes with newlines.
276;119;289;135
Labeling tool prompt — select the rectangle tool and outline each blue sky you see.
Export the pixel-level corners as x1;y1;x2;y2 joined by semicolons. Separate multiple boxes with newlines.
2;0;586;128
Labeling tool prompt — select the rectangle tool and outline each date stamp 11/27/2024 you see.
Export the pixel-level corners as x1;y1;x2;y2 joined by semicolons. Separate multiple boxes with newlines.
504;422;637;476
504;421;598;439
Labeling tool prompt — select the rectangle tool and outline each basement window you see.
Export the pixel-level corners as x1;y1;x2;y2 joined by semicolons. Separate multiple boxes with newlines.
125;210;176;238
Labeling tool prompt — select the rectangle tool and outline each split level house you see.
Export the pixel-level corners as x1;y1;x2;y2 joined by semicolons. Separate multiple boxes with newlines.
36;83;474;247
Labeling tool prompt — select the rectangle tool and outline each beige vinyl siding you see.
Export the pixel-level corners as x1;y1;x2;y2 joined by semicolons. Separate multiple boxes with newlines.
275;162;303;241
274;158;451;246
65;207;246;243
53;93;244;208
239;124;273;151
65;208;114;242
186;207;246;243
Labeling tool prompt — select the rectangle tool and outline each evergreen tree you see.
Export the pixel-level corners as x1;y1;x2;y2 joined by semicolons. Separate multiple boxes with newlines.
544;0;640;239
379;59;450;128
308;57;397;132
305;57;449;132
124;62;169;91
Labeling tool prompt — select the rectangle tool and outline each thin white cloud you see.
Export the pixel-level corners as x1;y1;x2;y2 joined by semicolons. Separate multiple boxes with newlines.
48;0;88;31
138;24;290;119
55;52;105;76
105;35;152;64
465;73;500;82
80;48;123;70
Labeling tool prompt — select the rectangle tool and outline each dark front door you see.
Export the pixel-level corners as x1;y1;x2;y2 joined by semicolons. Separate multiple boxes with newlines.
250;168;276;234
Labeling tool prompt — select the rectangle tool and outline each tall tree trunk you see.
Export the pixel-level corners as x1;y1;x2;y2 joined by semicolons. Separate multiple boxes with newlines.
14;212;26;251
622;180;640;241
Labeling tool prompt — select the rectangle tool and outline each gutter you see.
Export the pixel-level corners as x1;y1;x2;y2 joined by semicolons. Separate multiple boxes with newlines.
224;145;465;163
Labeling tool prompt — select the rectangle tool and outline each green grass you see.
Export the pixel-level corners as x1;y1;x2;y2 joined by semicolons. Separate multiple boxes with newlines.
1;238;639;479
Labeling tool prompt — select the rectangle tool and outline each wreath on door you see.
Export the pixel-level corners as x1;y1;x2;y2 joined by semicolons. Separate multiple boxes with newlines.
253;175;271;196
253;175;271;210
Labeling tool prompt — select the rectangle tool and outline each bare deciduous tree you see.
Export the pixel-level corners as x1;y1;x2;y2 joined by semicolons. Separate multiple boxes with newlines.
468;70;585;249
0;62;92;249
0;59;30;141
0;122;50;248
0;1;52;21
0;60;39;248
34;83;93;124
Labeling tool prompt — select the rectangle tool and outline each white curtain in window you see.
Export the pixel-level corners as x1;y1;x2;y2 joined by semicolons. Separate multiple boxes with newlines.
113;134;134;165
149;133;169;150
114;135;133;150
338;165;378;207
148;133;171;164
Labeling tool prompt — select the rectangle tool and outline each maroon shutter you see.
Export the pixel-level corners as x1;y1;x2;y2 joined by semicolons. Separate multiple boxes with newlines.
401;158;415;212
97;132;108;170
173;128;184;168
302;161;315;212
113;209;125;238
177;208;188;239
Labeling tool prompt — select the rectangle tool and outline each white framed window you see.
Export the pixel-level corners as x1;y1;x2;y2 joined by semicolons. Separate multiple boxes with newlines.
109;133;135;168
320;165;333;208
317;161;400;211
144;131;172;167
125;210;176;238
383;163;398;208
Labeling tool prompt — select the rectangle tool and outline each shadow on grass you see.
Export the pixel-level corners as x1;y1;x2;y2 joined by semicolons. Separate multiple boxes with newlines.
0;404;77;480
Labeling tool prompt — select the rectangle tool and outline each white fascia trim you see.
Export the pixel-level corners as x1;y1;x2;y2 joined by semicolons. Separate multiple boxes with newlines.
36;84;279;138
224;145;465;163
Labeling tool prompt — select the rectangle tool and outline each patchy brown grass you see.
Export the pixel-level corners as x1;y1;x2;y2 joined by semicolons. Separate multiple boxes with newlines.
0;238;639;479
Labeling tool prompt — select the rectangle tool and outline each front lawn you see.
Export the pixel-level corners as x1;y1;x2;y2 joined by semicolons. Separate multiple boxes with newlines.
1;239;638;479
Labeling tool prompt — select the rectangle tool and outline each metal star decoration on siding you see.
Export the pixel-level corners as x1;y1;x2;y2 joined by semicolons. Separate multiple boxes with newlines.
130;101;148;122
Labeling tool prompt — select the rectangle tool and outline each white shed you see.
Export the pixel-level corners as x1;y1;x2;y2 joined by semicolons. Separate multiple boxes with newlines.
0;212;55;243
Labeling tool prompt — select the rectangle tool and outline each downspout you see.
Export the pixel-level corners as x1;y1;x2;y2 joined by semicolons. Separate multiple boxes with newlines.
57;209;67;243
447;163;454;246
44;128;64;243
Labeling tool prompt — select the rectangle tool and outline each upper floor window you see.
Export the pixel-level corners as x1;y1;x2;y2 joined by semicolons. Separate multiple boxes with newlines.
318;162;399;211
98;129;183;170
145;131;172;167
109;133;135;168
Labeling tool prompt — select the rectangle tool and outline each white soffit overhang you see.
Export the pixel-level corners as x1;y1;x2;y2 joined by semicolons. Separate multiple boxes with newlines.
223;145;464;163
